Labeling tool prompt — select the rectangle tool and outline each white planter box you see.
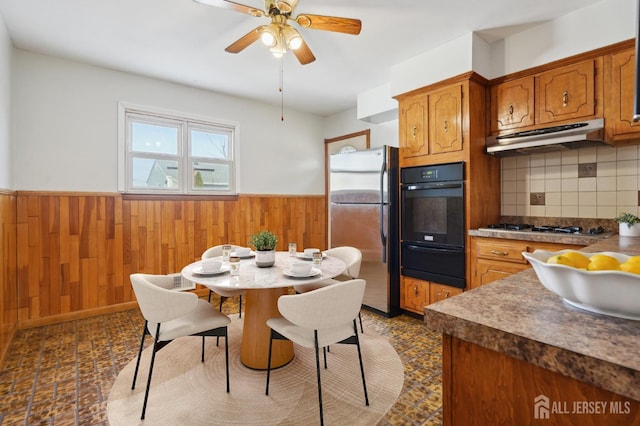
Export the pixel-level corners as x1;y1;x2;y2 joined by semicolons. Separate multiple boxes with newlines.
619;223;640;237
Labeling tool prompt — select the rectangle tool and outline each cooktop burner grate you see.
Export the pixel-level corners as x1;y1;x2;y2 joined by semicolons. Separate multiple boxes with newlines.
485;224;606;235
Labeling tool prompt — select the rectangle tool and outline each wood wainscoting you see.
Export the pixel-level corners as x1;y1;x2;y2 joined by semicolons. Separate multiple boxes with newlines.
13;192;326;327
1;190;17;364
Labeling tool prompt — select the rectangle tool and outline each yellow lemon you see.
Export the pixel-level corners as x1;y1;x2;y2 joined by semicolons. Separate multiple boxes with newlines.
546;254;574;267
624;255;640;264
620;261;640;274
560;251;590;269
586;254;621;271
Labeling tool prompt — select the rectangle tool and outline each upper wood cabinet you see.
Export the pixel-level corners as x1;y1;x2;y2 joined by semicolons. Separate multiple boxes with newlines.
604;46;640;143
398;81;464;163
490;76;535;133
536;59;600;125
429;84;463;154
400;94;428;158
489;58;603;135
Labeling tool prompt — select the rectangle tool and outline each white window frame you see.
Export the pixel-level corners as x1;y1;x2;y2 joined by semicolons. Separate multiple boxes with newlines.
117;102;240;195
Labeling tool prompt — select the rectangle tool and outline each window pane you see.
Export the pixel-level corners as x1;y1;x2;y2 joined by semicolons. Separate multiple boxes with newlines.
191;129;229;160
192;162;230;191
132;157;180;189
132;122;178;155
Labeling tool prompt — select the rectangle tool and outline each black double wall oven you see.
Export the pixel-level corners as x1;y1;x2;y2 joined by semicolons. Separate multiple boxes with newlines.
400;162;465;289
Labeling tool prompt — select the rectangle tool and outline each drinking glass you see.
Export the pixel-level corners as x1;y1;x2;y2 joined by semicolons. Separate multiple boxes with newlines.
288;242;297;257
312;252;323;267
222;244;232;262
229;256;240;276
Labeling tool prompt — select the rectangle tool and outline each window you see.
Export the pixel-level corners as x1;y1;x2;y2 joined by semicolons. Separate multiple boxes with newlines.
118;103;238;195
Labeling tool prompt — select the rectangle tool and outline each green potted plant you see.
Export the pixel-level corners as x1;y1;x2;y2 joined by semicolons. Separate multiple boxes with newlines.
614;212;640;237
249;230;278;267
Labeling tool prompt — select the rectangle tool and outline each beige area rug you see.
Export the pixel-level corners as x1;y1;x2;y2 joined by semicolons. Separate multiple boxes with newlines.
107;316;404;425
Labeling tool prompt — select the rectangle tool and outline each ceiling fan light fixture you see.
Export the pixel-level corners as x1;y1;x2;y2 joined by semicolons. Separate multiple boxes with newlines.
259;24;278;47
283;26;302;50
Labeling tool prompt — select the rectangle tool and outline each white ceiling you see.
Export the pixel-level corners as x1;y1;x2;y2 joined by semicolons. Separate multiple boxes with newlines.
0;0;604;117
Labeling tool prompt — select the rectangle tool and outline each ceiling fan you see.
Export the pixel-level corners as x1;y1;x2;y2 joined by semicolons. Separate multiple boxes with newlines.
193;0;362;65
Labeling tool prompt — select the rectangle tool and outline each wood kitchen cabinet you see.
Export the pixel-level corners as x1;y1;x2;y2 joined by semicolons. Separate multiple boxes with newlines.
488;57;603;135
401;276;429;314
489;76;535;133
469;236;583;289
400;93;428;158
401;276;463;315
604;45;640;143
536;58;601;125
428;84;463;155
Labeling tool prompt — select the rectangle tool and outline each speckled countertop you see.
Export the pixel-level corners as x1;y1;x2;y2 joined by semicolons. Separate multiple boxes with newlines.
424;235;640;401
468;228;613;246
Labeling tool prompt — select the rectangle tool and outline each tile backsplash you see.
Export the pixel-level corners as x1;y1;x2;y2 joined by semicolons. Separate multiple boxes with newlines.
501;145;640;219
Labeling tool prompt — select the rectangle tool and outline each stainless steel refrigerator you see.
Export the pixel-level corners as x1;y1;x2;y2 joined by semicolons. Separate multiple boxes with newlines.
328;145;400;316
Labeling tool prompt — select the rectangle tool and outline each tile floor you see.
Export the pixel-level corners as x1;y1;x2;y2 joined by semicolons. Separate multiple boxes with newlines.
0;296;443;425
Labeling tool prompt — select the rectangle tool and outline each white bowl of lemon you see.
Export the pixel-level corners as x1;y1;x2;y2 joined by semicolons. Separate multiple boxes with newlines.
522;250;640;320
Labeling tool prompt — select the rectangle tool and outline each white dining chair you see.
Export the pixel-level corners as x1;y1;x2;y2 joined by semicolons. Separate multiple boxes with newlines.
130;273;231;420
202;244;247;318
265;279;369;426
293;246;364;332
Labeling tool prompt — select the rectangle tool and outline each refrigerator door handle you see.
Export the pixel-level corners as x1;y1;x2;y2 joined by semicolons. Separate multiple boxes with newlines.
379;150;387;263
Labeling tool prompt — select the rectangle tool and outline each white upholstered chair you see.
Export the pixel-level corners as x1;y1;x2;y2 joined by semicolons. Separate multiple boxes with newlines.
130;273;231;420
265;279;369;426
202;244;247;317
293;246;364;332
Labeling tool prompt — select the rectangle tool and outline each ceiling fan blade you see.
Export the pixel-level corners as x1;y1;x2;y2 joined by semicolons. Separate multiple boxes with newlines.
295;14;361;35
292;39;316;65
225;26;263;53
193;0;265;17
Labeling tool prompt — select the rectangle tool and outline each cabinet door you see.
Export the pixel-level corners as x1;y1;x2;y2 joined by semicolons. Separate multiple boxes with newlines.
400;95;428;158
606;48;640;140
537;59;598;125
430;283;463;303
473;259;530;288
401;276;429;314
490;77;535;133
429;84;463;154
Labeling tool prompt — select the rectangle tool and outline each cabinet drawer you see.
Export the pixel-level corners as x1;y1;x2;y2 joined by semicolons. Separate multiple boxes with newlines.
476;241;529;263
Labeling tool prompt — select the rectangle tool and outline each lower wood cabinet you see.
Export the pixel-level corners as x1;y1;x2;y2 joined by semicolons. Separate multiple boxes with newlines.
470;236;583;290
400;276;463;315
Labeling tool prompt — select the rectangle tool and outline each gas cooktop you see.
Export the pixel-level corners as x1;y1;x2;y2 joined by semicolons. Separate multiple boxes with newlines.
484;223;607;235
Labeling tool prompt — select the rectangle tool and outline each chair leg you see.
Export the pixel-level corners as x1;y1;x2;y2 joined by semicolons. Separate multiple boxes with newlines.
353;320;369;406
358;312;364;334
208;290;213;303
201;336;205;362
314;330;324;426
216;296;228;347
238;295;242;318
131;320;148;390
224;327;230;393
323;346;327;369
140;323;162;420
265;329;274;395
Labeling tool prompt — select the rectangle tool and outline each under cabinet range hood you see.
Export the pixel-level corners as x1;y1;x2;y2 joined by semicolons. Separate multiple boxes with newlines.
486;118;608;156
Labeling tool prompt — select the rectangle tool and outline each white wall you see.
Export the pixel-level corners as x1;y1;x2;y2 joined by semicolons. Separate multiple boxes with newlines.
323;107;398;150
489;0;637;78
0;15;11;190
12;50;325;194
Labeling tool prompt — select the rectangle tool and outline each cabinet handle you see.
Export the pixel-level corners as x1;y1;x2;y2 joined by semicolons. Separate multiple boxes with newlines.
412;126;417;138
508;105;514;116
562;91;568;107
490;250;509;256
444;291;450;298
413;283;418;295
443;120;448;132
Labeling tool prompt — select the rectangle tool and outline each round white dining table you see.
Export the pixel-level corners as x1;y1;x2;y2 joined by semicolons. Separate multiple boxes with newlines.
181;251;346;369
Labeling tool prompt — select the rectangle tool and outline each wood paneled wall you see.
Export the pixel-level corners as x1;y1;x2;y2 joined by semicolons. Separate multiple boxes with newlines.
1;191;17;363
14;192;326;325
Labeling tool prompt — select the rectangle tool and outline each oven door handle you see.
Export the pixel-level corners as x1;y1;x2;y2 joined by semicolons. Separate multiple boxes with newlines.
405;244;462;255
403;182;462;191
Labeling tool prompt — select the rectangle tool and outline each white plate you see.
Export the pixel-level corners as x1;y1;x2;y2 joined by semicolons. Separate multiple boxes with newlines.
193;265;230;276
296;253;326;260
231;250;255;259
283;267;321;278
